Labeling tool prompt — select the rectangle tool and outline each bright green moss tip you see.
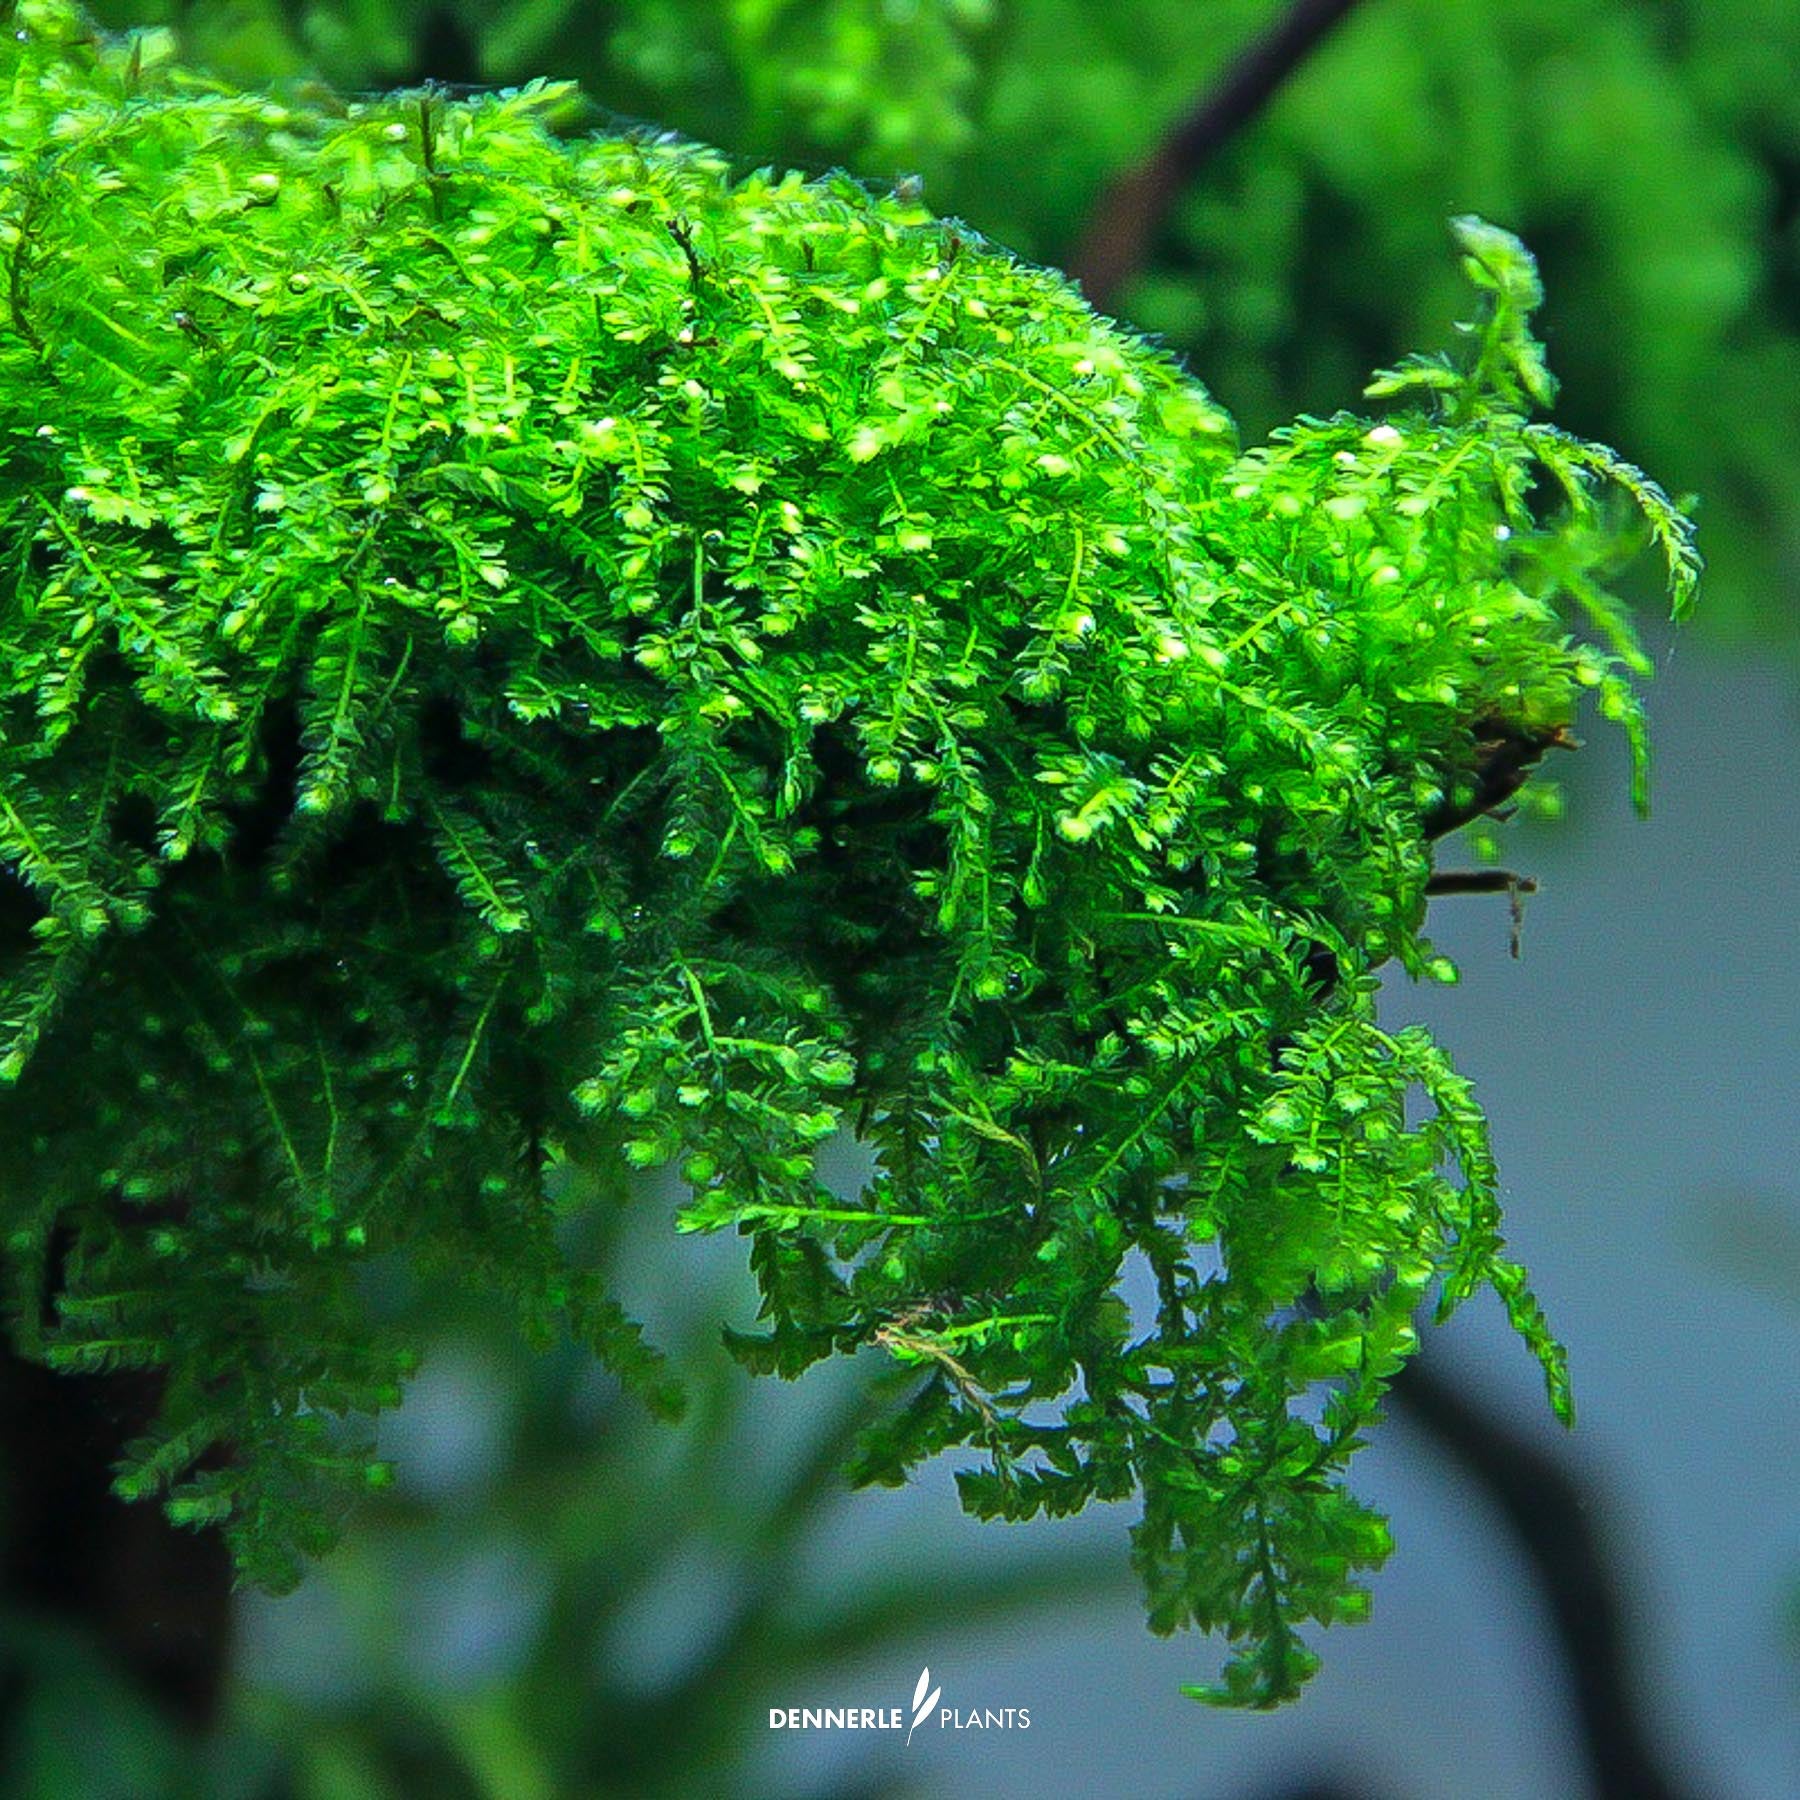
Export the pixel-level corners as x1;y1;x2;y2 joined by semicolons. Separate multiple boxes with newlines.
0;0;1694;1702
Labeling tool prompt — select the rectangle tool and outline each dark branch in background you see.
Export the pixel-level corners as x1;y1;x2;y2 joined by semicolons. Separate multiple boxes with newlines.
1423;869;1536;896
0;1356;232;1734
1386;1360;1695;1800
1068;0;1367;311
0;1225;232;1743
1424;869;1537;958
404;7;481;87
1421;720;1576;840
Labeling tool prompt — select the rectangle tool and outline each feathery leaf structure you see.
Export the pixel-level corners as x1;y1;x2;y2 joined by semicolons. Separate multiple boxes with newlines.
0;2;1695;1699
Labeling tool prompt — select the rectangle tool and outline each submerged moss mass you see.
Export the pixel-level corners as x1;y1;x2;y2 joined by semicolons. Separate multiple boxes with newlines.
0;0;1694;1702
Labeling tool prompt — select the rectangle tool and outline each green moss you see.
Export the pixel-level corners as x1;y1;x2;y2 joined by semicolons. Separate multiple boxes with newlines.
0;0;1694;1703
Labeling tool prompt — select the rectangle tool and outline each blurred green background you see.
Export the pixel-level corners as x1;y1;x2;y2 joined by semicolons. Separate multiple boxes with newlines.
7;4;1800;1797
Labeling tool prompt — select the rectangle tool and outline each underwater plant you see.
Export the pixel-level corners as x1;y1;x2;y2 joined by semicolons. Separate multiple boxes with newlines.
0;0;1694;1704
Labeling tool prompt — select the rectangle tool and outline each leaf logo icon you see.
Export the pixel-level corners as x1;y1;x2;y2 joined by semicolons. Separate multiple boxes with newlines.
907;1667;941;1745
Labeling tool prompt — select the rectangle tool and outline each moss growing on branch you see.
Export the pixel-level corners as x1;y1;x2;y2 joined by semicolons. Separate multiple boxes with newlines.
0;0;1694;1704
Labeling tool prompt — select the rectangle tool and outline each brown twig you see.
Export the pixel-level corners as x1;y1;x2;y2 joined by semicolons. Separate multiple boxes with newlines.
666;216;704;290
1068;0;1368;311
1426;868;1538;957
1423;869;1537;896
872;1323;999;1427
1421;718;1576;841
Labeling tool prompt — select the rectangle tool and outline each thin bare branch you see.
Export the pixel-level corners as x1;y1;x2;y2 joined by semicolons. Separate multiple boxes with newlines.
1069;0;1367;311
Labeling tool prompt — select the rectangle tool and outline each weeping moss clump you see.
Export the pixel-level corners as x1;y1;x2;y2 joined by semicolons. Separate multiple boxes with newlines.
0;1;1694;1703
